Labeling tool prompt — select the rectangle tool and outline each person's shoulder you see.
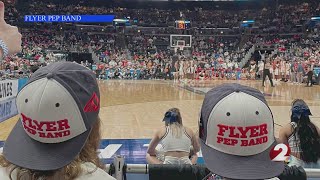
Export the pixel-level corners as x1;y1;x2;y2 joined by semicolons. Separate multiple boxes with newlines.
283;122;295;130
280;123;294;135
0;166;12;180
156;126;167;138
184;126;195;136
76;162;116;180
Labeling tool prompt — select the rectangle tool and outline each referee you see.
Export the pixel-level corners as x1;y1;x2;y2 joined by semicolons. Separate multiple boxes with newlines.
262;59;274;87
306;66;313;87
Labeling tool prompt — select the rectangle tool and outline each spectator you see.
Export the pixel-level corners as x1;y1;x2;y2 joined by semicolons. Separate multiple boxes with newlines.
279;99;320;168
146;108;200;165
0;62;115;180
290;60;297;83
199;83;285;179
306;66;314;87
297;61;304;84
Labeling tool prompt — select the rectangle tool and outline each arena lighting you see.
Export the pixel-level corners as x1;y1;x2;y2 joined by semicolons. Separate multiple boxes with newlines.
113;19;129;22
242;20;255;23
173;0;251;1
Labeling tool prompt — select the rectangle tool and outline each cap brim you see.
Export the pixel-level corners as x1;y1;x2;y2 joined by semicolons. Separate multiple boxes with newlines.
200;140;284;180
3;119;91;171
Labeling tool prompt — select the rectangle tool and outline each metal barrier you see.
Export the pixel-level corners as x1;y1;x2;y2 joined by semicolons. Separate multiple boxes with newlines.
307;169;320;178
106;156;320;180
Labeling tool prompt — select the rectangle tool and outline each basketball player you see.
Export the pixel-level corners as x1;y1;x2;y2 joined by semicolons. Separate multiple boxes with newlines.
262;58;275;87
280;58;286;81
172;61;179;82
179;60;184;81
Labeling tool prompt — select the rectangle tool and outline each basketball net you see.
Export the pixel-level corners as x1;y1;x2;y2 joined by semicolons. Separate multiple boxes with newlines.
174;46;184;54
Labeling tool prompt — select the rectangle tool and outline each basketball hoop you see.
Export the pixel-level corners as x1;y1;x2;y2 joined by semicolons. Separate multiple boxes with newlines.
178;46;184;51
170;35;191;54
174;46;184;54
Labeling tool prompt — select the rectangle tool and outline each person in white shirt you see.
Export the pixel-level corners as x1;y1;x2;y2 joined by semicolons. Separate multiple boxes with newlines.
146;108;200;165
258;60;265;79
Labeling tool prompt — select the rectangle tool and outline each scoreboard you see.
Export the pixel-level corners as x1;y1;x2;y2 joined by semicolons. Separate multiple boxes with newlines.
175;20;191;30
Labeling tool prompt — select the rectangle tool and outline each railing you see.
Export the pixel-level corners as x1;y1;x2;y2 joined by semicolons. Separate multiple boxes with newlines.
106;156;320;180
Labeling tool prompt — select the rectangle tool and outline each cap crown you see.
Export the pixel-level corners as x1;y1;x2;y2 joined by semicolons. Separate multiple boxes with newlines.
17;62;100;143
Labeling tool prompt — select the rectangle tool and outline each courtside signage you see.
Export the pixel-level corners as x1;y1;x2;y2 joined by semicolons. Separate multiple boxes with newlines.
0;98;18;123
0;79;18;102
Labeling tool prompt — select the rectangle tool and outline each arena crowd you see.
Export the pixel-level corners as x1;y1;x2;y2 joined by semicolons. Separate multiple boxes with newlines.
0;0;319;180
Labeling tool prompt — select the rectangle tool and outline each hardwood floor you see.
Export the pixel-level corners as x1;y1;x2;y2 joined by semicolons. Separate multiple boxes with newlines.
0;79;319;140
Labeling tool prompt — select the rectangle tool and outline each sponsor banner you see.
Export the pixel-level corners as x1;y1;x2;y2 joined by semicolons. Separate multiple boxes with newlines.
18;78;28;92
0;97;18;123
0;79;18;102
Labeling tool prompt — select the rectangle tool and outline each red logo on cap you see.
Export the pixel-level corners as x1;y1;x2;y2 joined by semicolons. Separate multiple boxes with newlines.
84;92;100;112
269;143;291;162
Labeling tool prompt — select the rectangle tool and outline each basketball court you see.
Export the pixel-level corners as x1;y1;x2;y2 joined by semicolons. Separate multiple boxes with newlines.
0;33;319;165
1;80;319;141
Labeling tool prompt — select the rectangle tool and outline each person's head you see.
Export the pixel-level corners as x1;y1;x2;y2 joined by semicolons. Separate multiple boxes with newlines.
0;62;103;180
163;108;182;126
199;83;284;180
290;99;320;163
291;99;312;123
163;108;183;138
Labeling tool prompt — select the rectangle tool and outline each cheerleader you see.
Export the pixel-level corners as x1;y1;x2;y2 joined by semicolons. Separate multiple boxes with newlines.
286;61;291;82
275;61;280;81
186;62;192;80
280;59;286;81
179;61;185;80
199;70;205;81
173;61;179;82
249;61;257;80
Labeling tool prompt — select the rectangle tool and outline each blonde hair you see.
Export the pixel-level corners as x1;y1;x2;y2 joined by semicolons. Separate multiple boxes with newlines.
0;117;105;180
165;108;184;138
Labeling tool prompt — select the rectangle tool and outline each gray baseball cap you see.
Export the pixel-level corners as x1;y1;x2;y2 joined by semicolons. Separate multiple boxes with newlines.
199;83;284;179
4;62;100;171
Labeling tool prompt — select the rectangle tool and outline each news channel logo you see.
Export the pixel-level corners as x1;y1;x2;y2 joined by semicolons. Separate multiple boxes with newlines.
269;143;291;162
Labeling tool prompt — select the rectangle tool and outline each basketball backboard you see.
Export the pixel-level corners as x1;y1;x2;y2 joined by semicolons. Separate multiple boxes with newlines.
170;35;192;48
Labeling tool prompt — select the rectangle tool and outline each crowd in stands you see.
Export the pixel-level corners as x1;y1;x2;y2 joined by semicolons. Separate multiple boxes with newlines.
0;0;319;86
7;0;319;33
0;1;320;180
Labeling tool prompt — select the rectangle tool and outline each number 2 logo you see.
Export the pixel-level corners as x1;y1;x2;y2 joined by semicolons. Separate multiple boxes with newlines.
269;143;291;162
